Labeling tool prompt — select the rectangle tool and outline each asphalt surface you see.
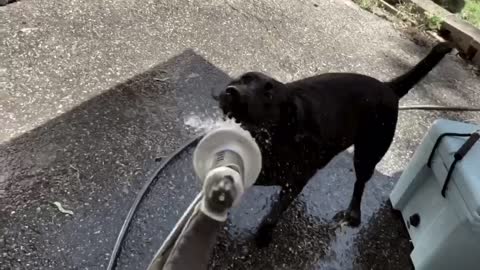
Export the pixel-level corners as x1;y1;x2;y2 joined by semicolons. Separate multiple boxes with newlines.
1;0;480;269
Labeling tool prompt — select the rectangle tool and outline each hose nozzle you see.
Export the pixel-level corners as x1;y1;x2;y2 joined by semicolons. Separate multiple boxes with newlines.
193;124;262;221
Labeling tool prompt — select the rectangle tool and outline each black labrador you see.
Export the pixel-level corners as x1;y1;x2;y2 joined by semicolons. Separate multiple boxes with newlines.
215;42;452;246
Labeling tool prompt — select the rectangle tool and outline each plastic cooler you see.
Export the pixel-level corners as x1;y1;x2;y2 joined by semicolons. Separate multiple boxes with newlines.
390;119;480;270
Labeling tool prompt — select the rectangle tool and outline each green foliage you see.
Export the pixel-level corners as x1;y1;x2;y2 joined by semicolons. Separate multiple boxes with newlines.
461;0;480;28
424;13;444;30
353;0;379;11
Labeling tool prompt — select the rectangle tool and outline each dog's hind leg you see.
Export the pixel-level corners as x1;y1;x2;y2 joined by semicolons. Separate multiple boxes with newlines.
334;115;397;227
333;156;377;227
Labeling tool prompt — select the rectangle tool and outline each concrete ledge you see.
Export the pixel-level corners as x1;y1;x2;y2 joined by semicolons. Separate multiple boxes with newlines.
408;0;480;65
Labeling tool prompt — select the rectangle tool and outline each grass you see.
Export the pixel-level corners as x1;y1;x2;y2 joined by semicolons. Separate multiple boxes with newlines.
393;2;445;31
351;0;480;29
396;2;424;24
353;0;379;11
425;12;444;30
461;0;480;28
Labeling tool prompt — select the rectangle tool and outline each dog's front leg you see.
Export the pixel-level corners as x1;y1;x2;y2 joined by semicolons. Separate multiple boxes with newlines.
255;183;305;247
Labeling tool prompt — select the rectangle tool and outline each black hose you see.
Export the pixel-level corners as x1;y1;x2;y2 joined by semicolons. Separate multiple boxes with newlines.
399;105;480;111
107;134;204;270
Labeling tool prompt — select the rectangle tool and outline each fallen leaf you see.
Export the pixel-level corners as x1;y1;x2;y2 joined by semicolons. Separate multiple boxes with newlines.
53;201;74;215
153;77;169;82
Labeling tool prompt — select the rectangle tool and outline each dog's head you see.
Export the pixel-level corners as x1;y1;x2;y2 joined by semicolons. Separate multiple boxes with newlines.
215;72;298;127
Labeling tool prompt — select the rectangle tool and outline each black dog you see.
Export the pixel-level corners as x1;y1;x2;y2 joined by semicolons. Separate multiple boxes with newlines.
215;42;452;246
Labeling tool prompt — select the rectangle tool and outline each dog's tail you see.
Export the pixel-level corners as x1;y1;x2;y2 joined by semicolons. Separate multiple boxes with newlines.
386;42;452;98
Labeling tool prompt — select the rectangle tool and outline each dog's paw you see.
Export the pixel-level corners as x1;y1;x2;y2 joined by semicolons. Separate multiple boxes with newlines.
333;210;361;227
255;223;275;248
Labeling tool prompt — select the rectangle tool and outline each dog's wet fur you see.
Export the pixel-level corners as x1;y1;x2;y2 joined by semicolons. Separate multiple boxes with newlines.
215;42;452;246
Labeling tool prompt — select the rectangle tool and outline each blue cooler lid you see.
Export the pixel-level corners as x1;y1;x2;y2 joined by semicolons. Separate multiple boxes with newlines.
429;119;480;225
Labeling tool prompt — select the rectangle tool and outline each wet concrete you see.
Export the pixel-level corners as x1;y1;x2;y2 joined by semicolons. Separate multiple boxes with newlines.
0;51;226;269
0;48;417;270
1;0;480;269
209;151;412;270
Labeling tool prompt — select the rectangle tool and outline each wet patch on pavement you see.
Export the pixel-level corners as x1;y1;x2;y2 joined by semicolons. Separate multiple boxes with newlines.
210;151;413;270
0;48;416;269
0;47;471;270
0;51;229;269
115;146;199;270
1;44;477;270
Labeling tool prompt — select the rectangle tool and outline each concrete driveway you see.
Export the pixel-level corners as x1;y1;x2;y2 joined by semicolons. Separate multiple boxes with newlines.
1;0;479;269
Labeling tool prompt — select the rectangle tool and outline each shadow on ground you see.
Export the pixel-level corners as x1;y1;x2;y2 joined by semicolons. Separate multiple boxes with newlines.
0;49;229;269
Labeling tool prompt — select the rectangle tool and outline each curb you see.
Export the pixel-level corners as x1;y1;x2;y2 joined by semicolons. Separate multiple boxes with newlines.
409;0;480;64
380;0;480;66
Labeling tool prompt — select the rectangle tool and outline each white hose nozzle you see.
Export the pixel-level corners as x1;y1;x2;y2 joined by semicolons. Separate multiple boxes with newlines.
193;124;262;221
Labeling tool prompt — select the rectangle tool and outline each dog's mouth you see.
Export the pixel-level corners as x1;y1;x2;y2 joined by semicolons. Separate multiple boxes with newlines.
214;85;248;121
221;102;247;122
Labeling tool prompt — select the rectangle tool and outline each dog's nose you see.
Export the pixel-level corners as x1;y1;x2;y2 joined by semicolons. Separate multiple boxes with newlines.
220;86;242;105
225;86;240;97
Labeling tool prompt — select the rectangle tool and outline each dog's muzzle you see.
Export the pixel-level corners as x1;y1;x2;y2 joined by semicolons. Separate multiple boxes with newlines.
219;86;243;116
